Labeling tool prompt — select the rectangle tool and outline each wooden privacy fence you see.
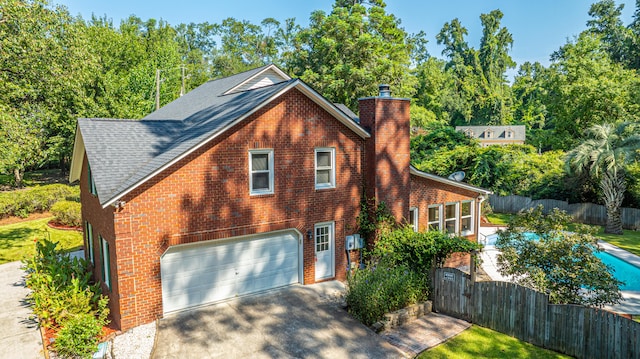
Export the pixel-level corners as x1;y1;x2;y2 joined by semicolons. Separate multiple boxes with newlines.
489;195;640;230
433;268;640;359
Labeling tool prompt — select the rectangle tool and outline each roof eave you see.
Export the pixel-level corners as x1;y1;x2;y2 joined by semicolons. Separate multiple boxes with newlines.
223;64;292;95
409;165;492;195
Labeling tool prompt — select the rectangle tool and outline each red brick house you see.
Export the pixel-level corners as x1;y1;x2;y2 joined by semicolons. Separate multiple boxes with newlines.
69;64;491;331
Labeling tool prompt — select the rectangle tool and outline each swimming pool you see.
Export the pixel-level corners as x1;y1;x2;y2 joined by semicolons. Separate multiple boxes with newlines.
481;232;640;291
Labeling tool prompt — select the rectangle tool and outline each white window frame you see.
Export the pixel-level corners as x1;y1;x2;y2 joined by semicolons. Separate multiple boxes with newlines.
444;202;459;235
249;149;274;195
460;200;475;236
85;222;94;264
427;204;442;231
100;235;111;290
314;148;336;189
409;207;418;232
88;163;97;195
506;130;514;139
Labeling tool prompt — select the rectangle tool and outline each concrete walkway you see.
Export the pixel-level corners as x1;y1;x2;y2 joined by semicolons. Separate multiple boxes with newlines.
381;312;471;357
0;261;43;359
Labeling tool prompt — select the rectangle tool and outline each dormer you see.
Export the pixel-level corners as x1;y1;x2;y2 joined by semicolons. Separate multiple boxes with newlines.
224;64;291;95
484;128;494;139
464;128;475;137
506;128;514;139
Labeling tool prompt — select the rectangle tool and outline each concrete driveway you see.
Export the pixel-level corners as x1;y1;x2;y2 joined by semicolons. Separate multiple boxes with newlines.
0;261;43;359
153;281;406;358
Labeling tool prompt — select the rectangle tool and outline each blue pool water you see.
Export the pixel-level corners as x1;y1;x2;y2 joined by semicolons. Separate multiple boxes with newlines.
483;232;640;291
594;251;640;291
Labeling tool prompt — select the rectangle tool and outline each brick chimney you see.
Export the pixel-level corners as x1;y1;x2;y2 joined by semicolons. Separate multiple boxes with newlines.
358;85;411;222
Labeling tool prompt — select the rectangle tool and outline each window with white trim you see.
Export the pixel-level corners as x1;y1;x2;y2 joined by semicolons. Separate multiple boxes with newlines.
409;207;418;232
428;205;442;231
445;203;458;234
506;129;514;138
100;235;111;290
484;129;493;139
85;222;94;264
315;223;331;252
315;148;335;189
460;200;474;235
249;149;274;195
88;163;97;195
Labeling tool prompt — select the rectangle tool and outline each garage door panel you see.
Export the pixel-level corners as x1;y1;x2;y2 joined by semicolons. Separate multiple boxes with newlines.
161;231;300;313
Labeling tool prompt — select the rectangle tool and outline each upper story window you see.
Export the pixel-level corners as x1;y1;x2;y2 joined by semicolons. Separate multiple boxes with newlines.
315;148;335;189
445;203;458;234
464;129;474;137
409;207;418;232
506;129;514;138
484;129;493;139
461;200;474;235
88;163;97;195
249;149;274;195
428;205;442;231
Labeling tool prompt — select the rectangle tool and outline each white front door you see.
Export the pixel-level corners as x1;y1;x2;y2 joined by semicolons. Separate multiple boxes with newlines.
314;222;334;280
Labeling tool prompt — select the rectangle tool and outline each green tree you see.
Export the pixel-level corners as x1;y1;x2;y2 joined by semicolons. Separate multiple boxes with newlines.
290;0;417;110
586;0;631;64
436;10;515;125
566;122;640;234
0;0;96;180
547;33;640;149
496;206;623;307
0;108;46;187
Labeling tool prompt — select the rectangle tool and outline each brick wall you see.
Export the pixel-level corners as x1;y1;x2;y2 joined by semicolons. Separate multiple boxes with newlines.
84;88;365;330
80;157;121;328
409;175;481;268
358;97;411;222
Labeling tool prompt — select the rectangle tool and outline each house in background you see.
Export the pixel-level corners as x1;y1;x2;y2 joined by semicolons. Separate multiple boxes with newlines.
69;64;491;331
456;125;526;147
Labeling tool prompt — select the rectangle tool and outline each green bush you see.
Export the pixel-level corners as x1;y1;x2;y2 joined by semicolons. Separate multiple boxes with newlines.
54;313;103;359
0;184;79;218
51;201;82;227
346;263;428;326
23;238;109;358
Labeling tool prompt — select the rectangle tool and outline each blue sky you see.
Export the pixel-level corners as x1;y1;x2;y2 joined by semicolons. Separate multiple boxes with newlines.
56;0;635;68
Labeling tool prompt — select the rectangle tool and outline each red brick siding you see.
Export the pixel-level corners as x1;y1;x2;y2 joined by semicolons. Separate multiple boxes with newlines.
409;175;480;268
85;88;365;330
80;156;121;328
358;98;411;221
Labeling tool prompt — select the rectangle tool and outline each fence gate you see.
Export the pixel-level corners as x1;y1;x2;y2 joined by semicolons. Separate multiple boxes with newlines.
433;268;473;321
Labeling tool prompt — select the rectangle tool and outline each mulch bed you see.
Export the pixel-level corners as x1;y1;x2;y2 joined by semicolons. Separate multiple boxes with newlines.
47;220;82;231
0;212;53;226
40;315;120;357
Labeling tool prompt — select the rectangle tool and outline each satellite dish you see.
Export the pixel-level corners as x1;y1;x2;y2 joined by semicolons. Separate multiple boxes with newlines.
448;171;465;182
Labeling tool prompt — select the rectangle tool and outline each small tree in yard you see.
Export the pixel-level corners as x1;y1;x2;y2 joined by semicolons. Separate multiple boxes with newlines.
496;206;622;307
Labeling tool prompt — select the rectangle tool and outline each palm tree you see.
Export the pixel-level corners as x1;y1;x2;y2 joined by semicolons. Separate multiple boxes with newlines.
566;122;640;234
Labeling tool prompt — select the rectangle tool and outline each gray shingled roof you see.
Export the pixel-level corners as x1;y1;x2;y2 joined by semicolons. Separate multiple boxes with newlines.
80;67;297;206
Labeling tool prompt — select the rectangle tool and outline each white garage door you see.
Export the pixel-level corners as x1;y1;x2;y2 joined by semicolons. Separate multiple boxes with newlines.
161;230;300;313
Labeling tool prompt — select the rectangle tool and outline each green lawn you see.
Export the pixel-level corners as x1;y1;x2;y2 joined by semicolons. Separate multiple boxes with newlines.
0;217;83;264
485;213;514;225
595;227;640;257
418;325;571;359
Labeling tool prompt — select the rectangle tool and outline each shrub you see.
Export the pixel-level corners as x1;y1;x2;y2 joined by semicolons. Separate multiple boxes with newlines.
54;313;103;359
51;201;82;227
23;238;109;359
0;184;79;218
346;263;428;326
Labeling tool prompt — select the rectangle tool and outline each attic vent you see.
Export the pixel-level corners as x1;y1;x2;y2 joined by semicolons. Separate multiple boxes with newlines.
378;84;391;97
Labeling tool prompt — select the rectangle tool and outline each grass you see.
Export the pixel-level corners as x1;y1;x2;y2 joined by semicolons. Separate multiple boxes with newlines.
0;217;83;264
595;227;640;257
485;213;514;225
418;325;571;359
